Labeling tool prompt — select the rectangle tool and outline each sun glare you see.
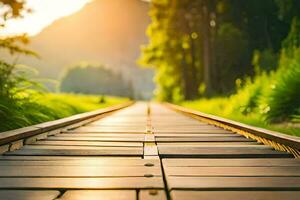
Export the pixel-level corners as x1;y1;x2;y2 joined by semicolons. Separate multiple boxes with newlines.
0;0;91;36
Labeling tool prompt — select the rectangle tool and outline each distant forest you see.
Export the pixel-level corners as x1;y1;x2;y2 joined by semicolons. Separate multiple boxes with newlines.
60;63;134;98
139;0;300;101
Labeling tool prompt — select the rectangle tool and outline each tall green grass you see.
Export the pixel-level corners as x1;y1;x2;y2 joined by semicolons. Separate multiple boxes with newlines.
0;92;127;132
181;49;300;136
266;52;300;123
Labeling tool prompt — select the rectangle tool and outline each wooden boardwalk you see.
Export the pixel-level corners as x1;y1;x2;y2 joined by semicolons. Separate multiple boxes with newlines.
0;102;300;199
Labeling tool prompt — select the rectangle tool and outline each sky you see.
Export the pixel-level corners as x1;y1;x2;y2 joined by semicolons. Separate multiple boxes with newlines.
1;0;92;36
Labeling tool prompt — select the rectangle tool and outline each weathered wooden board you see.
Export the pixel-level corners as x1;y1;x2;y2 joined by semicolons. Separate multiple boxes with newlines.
34;140;143;147
58;190;136;200
0;156;142;160
139;190;167;200
154;130;232;134
0;166;161;177
58;133;145;137
144;143;159;156
73;127;146;133
163;158;300;167
156;136;252;142
155;133;239;137
46;136;145;142
164;166;300;176
167;177;300;190
5;148;143;156
158;144;271;149
153;128;227;131
170;191;300;200
22;145;142;151
0;159;159;166
158;142;259;146
0;190;60;200
0;177;164;189
158;147;292;158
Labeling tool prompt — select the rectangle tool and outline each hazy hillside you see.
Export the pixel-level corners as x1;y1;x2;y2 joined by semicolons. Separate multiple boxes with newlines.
9;0;154;99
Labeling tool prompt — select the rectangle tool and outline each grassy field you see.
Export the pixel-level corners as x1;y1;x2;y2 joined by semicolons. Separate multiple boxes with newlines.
181;99;300;137
0;93;128;132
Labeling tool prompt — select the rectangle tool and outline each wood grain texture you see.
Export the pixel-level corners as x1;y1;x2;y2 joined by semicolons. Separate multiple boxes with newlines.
0;177;164;189
58;190;136;200
0;166;161;177
0;190;60;200
167;177;300;190
171;191;300;200
139;190;167;200
162;158;300;167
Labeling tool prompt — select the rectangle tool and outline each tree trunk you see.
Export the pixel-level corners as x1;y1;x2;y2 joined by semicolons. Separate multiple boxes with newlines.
202;6;211;95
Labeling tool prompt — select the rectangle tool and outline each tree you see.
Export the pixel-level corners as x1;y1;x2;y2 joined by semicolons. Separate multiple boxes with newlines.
0;0;34;55
0;0;38;99
140;0;292;100
60;63;134;98
139;0;204;101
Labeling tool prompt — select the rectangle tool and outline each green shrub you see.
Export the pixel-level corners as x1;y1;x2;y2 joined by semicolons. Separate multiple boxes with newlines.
266;52;300;122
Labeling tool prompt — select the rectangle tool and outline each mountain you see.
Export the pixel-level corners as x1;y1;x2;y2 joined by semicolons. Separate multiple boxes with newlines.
13;0;154;99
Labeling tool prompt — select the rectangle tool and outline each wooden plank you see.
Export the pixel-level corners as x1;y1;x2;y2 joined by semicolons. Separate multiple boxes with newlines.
46;136;145;142
167;177;300;190
145;135;155;142
156;137;252;142
0;190;60;200
170;191;300;200
157;142;259;146
158;144;271;149
22;145;142;151
58;190;136;200
85;123;145;126
158;147;292;158
5;148;143;156
155;133;238;137
0;155;141;160
0;126;42;146
144;143;158;156
0;166;161;177
58;133;145;137
75;127;146;131
0;159;160;166
153;126;225;129
154;130;232;134
144;156;160;160
165;166;300;176
163;158;300;167
72;127;146;133
153;128;228;132
139;190;167;200
34;140;143;147
0;177;164;189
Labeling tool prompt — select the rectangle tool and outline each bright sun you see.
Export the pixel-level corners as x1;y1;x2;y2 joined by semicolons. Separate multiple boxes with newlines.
0;0;91;36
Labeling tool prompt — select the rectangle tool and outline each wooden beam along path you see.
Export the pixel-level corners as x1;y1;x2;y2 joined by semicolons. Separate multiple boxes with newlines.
0;102;299;199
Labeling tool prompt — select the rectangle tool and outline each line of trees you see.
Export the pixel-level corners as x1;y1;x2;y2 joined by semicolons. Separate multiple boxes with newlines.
139;0;300;102
60;63;134;98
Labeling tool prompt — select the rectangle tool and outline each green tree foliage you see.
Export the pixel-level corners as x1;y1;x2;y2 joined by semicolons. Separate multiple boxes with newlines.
140;0;292;100
0;0;37;98
60;63;134;98
265;17;300;122
139;0;204;102
213;23;248;93
0;0;34;55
